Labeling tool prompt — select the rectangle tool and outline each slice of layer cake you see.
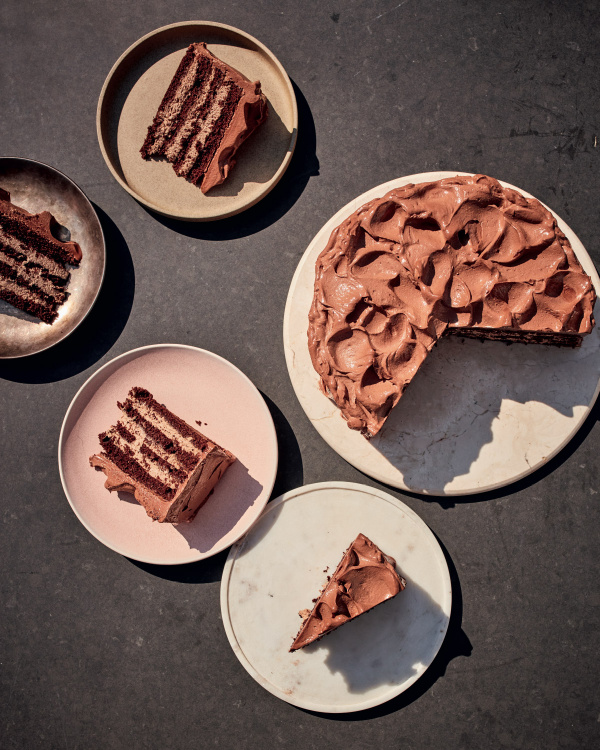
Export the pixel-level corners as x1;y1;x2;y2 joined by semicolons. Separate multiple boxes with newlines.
308;174;597;436
0;188;82;324
141;42;268;194
290;533;406;651
89;387;236;523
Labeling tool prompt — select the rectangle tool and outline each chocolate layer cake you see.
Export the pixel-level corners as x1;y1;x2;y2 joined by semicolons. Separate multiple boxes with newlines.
290;533;406;651
0;188;82;324
89;387;236;523
141;42;268;194
308;174;597;436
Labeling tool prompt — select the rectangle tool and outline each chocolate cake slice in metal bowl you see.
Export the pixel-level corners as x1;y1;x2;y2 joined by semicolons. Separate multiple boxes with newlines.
0;157;105;358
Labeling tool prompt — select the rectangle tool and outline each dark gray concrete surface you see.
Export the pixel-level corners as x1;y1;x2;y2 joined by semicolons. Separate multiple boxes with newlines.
1;1;599;748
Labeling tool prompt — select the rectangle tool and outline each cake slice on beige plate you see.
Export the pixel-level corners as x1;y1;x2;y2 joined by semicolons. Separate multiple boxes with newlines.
141;42;268;193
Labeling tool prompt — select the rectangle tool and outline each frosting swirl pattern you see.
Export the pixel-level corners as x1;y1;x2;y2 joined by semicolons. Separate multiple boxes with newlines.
308;175;596;436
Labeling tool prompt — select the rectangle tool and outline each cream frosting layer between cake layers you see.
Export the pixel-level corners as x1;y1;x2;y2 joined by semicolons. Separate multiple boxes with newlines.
141;42;268;193
307;174;596;437
90;387;236;523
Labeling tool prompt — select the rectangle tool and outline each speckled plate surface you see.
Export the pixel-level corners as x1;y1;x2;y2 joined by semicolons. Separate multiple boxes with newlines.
283;172;600;496
59;344;278;564
221;482;451;712
97;21;298;221
0;157;105;358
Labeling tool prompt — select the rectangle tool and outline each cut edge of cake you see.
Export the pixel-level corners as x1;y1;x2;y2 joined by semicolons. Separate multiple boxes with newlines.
0;188;82;324
89;386;236;523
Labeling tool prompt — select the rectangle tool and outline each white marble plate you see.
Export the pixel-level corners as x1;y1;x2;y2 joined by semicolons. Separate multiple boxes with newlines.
221;482;451;712
283;172;600;496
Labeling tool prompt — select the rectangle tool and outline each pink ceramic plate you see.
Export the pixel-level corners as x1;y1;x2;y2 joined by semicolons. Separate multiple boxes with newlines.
59;344;278;564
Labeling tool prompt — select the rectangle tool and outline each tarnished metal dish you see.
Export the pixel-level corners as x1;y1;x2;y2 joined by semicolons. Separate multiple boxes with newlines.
0;157;105;358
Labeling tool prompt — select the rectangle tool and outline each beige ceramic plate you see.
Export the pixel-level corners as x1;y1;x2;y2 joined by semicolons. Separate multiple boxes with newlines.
97;21;298;221
0;157;105;359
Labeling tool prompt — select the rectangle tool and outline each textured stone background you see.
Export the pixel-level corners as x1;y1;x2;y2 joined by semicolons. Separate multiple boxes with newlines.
1;1;599;748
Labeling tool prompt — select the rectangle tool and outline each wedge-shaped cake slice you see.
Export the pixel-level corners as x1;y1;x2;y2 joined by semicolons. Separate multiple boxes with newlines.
290;533;406;651
90;387;235;523
141;42;268;193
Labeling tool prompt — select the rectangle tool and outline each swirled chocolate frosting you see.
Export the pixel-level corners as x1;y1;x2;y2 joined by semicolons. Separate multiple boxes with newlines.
290;533;406;651
308;174;596;436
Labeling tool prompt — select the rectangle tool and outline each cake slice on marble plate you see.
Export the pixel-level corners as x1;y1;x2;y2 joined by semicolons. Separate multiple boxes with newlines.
290;533;406;651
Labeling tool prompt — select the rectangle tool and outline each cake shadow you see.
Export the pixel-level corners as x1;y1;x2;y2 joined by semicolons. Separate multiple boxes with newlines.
140;79;318;240
125;460;264;584
0;301;45;324
369;335;600;500
300;537;471;720
174;460;263;554
394;387;600;509
203;104;290;198
0;204;134;383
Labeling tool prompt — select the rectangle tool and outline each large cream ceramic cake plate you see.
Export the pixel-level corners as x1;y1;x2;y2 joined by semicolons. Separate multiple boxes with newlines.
283;172;600;496
221;482;451;712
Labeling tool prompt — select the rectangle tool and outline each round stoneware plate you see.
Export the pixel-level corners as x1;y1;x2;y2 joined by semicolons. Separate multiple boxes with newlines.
59;344;278;564
221;481;451;713
283;172;600;496
0;157;105;358
97;21;298;221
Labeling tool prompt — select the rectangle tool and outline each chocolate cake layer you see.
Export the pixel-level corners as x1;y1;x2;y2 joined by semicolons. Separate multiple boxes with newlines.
308;174;597;437
0;188;81;324
90;387;236;523
141;42;268;193
290;533;406;651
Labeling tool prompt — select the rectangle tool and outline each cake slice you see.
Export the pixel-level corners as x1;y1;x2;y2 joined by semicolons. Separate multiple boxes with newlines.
89;387;236;523
0;188;82;324
141;42;268;194
290;533;406;651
